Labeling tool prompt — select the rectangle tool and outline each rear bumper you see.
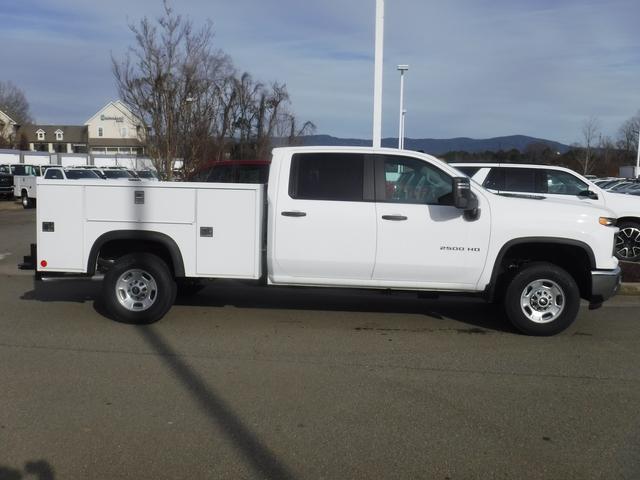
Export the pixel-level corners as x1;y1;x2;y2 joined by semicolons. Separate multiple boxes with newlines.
590;267;622;305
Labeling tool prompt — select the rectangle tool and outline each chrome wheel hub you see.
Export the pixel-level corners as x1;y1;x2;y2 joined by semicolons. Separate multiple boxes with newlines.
615;228;640;260
520;279;565;324
115;269;158;312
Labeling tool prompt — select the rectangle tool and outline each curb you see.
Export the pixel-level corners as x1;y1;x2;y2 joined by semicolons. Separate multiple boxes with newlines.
619;283;640;295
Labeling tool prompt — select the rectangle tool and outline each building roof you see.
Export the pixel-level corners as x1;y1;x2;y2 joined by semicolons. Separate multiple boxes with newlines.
19;125;88;144
88;138;145;147
0;109;17;125
84;100;142;126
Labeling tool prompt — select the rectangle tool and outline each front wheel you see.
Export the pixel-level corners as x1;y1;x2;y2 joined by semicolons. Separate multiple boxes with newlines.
503;262;580;336
102;253;176;324
615;221;640;262
21;191;34;209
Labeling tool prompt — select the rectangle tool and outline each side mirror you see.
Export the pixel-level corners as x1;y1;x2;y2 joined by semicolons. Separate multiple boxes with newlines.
578;190;598;200
453;177;479;211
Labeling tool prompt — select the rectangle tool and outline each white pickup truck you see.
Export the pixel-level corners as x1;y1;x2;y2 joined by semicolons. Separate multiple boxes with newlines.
25;147;621;336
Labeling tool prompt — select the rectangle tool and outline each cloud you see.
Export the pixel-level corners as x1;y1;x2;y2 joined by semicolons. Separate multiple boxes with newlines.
1;0;638;143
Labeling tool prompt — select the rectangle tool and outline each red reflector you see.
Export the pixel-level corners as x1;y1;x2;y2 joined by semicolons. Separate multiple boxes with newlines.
40;260;47;268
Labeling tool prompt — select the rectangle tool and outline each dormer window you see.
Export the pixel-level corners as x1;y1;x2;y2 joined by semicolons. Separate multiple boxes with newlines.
36;129;45;141
55;129;63;141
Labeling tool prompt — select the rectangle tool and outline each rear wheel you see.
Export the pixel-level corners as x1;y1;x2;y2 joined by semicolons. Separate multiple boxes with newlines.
615;221;640;262
102;253;176;324
21;191;34;209
503;262;580;336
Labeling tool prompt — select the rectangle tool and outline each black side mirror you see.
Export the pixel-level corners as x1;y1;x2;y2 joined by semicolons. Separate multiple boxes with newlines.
578;190;598;200
453;177;478;210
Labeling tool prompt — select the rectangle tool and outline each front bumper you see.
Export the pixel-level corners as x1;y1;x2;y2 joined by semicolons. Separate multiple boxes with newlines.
590;266;622;305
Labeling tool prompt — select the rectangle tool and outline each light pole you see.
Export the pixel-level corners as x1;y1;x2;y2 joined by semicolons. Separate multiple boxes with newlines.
372;0;384;148
397;65;409;149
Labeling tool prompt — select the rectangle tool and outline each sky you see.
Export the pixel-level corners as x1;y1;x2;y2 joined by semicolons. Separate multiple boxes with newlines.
1;0;639;145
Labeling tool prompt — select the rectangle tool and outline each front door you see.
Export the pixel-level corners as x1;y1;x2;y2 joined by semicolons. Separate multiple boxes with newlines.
373;155;491;288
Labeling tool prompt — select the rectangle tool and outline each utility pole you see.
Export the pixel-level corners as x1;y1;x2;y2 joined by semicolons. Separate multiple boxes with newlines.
636;128;640;177
397;65;409;149
372;0;384;148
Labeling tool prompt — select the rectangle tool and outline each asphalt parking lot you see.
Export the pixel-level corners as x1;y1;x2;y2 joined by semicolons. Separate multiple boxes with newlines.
1;201;639;480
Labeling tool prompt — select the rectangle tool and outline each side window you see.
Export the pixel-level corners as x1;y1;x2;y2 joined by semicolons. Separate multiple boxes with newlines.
380;156;453;205
44;169;63;180
484;168;505;190
207;166;233;183
543;170;588;195
503;168;537;193
289;153;364;201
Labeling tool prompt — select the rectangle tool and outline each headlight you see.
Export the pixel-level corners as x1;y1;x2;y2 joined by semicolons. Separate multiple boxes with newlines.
599;217;617;226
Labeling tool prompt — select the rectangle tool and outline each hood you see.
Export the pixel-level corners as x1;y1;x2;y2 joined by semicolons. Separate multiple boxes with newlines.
602;190;640;216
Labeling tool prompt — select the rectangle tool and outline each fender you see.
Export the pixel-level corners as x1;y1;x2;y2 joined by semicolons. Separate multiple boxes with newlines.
486;236;596;300
87;230;185;277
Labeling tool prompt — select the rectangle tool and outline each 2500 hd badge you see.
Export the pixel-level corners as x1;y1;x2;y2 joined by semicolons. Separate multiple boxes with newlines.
440;246;481;252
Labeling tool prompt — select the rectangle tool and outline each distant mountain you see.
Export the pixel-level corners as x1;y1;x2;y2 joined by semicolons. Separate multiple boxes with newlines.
283;134;570;155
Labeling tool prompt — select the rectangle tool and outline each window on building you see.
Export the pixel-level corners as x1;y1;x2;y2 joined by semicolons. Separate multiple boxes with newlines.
36;129;45;141
55;130;63;141
98;127;103;137
120;127;128;137
289;153;365;202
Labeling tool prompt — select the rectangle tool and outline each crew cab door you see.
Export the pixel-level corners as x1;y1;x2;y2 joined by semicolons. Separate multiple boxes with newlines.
373;155;490;288
271;152;377;283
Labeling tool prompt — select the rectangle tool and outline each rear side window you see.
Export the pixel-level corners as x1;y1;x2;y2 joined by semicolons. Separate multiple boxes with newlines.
289;153;365;201
484;168;541;193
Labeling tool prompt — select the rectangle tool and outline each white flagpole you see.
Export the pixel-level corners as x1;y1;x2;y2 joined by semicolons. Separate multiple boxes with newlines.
372;0;384;148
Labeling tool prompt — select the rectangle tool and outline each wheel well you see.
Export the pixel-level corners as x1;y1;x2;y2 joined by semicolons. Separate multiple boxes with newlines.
616;216;640;226
88;231;185;277
492;242;593;300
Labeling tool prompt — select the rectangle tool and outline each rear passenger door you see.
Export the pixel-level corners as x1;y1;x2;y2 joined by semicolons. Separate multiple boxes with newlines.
272;152;377;282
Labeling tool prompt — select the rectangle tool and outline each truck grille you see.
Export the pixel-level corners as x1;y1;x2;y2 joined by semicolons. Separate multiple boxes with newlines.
0;176;12;186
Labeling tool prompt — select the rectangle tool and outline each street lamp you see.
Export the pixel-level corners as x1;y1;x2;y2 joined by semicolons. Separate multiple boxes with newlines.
397;65;409;149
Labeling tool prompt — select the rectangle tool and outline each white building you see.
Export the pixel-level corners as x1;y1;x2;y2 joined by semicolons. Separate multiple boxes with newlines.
84;100;146;155
0;109;18;146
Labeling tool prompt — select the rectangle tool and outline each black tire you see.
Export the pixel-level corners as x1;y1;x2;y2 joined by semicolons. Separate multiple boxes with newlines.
102;253;176;324
503;262;580;336
615;221;640;262
21;191;35;209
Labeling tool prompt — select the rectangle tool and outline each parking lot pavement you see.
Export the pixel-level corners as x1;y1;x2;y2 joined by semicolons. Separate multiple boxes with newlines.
1;209;640;479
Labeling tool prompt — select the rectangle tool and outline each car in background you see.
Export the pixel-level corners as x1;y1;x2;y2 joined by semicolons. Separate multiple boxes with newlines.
451;162;640;262
190;160;271;184
44;167;102;180
135;170;160;181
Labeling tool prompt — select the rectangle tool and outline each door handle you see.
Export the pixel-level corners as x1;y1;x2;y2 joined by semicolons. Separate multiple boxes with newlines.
281;211;307;217
382;215;408;221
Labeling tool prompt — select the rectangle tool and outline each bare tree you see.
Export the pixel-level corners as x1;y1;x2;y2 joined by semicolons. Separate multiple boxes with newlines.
577;117;601;175
113;2;315;177
617;111;640;158
112;1;230;178
0;80;33;125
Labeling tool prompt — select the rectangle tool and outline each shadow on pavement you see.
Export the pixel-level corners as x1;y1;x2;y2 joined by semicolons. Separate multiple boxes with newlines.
135;326;297;480
20;278;516;333
0;460;55;480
